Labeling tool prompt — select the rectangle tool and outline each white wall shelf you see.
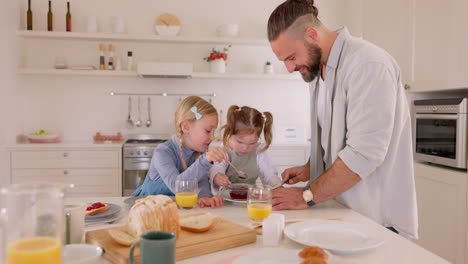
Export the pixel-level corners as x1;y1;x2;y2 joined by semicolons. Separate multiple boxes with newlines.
17;30;269;46
18;68;302;81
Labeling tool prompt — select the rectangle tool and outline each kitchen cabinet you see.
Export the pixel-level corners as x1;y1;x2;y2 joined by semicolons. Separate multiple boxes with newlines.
356;0;468;92
411;0;467;92
8;146;122;197
360;0;413;88
414;162;467;264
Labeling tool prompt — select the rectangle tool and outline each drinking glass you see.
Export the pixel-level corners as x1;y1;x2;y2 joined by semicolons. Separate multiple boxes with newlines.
0;183;67;264
175;179;198;209
247;185;272;222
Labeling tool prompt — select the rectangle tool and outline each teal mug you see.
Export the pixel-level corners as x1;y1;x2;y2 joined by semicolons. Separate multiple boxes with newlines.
129;231;176;264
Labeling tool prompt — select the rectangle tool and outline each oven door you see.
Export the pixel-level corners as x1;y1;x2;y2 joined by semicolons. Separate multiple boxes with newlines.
414;113;467;168
123;157;151;196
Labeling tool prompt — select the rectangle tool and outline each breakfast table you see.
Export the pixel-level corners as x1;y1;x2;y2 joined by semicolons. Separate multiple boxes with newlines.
68;196;449;264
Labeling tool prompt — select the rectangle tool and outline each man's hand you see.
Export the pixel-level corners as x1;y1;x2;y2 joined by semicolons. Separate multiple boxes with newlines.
271;187;308;210
213;173;231;187
282;163;310;184
199;196;224;208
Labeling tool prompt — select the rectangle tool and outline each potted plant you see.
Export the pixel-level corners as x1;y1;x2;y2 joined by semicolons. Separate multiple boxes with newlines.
264;61;274;74
204;45;231;73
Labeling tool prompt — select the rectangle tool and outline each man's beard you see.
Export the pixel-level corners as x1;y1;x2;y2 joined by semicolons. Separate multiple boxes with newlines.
296;43;322;83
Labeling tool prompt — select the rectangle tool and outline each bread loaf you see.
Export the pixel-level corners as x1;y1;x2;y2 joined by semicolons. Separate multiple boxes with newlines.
127;195;180;238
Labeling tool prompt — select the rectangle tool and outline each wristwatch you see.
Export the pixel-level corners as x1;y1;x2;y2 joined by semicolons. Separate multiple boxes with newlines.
302;187;316;207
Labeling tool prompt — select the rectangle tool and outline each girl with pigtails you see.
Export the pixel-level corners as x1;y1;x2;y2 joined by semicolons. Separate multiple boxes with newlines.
132;96;226;208
210;105;282;192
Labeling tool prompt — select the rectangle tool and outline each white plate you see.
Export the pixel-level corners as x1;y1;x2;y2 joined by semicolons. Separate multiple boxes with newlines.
233;248;345;264
28;133;59;140
284;220;385;254
85;203;121;221
62;244;103;264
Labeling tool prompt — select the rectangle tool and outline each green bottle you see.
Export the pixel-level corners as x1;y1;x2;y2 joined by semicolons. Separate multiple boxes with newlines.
66;2;71;32
27;0;32;30
47;0;53;31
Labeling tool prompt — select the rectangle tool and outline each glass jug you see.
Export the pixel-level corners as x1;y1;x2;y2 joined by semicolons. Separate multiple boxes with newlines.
1;183;68;264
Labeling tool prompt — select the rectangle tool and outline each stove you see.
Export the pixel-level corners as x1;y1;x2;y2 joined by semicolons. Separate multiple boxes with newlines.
122;134;168;196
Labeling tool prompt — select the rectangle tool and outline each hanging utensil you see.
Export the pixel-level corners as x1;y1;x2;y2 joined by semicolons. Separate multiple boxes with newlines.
126;97;134;128
135;97;142;127
146;97;152;128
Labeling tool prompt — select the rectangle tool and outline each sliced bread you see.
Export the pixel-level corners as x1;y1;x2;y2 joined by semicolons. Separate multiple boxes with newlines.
108;226;138;246
179;212;218;233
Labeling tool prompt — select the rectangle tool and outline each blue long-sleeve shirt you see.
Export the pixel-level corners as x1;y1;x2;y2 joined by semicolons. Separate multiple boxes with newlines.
134;135;213;197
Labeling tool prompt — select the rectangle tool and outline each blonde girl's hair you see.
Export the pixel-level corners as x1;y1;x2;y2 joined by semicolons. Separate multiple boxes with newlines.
174;96;218;171
222;105;273;152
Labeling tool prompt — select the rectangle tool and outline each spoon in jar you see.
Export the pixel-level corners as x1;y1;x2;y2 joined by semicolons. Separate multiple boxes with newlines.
226;160;247;179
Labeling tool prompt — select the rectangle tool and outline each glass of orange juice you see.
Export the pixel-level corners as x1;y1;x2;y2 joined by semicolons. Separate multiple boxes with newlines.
175;179;198;209
1;183;68;264
247;185;272;222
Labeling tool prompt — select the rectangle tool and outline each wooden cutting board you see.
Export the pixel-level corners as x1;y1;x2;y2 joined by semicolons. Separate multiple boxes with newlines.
86;217;256;264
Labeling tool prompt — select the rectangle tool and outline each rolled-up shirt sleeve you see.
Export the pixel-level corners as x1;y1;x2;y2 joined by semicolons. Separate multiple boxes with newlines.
337;62;397;179
209;161;228;191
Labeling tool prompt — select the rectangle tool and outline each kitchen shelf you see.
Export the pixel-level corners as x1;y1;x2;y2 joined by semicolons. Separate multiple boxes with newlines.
16;30;269;46
18;68;302;81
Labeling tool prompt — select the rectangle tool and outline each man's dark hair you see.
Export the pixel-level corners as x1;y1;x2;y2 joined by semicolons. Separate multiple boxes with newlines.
267;0;321;41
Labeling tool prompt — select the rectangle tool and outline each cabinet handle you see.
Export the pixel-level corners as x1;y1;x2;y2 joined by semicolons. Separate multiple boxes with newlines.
63;152;69;157
63;170;69;175
404;84;411;90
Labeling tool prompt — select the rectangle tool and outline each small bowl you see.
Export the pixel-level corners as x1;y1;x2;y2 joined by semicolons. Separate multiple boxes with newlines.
154;25;181;36
216;24;239;38
226;183;250;200
62;244;103;264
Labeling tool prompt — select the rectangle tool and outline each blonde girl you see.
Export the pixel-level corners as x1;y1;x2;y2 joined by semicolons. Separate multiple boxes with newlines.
210;105;281;191
133;96;226;208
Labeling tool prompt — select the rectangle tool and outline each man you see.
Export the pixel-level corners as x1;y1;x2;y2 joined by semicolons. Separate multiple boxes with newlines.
268;0;418;238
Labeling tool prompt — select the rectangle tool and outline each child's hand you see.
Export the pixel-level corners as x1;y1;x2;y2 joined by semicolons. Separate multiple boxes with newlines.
206;147;227;163
199;196;224;208
214;173;231;187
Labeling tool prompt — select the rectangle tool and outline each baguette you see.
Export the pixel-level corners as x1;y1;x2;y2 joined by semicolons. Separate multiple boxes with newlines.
180;212;217;233
85;202;109;216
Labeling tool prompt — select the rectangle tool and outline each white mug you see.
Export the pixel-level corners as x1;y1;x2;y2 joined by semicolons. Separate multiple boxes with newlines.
85;16;98;33
110;16;125;33
64;204;86;244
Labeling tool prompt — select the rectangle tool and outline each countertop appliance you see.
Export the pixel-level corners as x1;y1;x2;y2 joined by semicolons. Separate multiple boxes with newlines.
137;62;193;78
414;98;468;169
122;134;168;196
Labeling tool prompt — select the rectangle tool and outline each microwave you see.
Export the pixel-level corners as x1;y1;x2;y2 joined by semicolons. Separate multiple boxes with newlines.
413;98;468;169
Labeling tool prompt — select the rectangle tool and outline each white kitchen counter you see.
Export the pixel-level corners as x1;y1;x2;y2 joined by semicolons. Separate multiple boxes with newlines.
68;196;449;264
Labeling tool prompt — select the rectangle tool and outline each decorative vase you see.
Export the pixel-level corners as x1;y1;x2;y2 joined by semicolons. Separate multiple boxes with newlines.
264;64;274;74
210;59;226;73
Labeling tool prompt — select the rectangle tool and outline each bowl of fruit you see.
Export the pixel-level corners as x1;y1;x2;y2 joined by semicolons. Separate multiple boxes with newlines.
28;130;60;143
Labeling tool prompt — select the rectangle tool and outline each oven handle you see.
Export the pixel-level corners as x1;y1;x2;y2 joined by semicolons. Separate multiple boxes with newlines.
415;114;460;120
128;160;151;164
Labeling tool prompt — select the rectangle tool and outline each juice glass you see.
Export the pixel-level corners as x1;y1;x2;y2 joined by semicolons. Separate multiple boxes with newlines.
247;185;272;222
1;183;67;264
175;179;198;209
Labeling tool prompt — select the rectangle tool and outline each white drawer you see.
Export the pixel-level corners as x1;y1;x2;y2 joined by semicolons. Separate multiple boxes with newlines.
11;150;120;169
12;168;120;197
